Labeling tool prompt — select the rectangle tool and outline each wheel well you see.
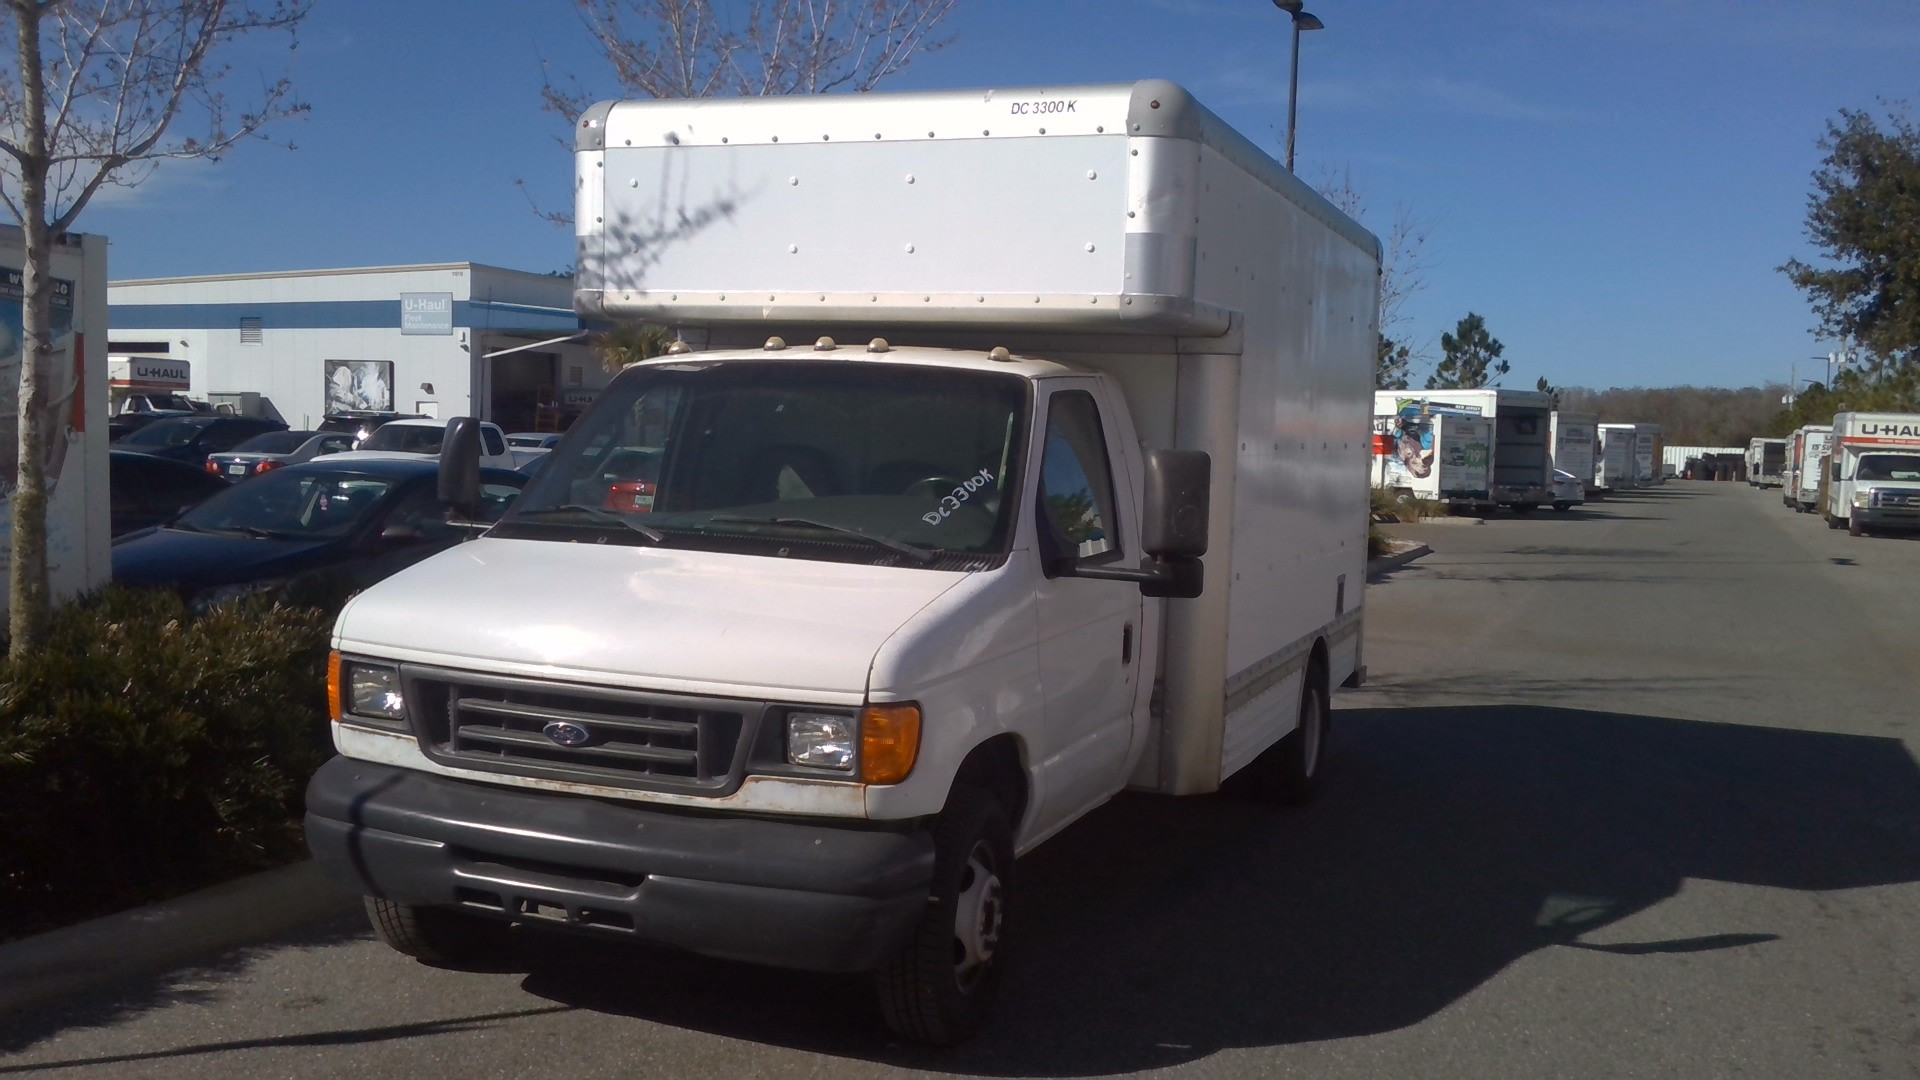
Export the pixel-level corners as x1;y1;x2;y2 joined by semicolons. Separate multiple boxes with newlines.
953;734;1028;828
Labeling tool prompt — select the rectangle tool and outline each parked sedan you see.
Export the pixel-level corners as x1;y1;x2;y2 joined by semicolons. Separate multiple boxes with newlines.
206;430;357;482
113;457;527;611
113;415;287;465
108;449;231;537
1551;469;1587;511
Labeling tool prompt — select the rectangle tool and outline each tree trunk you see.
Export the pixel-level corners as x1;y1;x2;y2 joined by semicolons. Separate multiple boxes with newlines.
9;4;53;654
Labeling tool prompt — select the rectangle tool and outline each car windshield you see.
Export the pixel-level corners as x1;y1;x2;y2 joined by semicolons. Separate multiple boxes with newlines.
174;468;398;540
120;418;214;447
1856;454;1920;482
232;431;313;454
358;424;445;455
502;360;1028;564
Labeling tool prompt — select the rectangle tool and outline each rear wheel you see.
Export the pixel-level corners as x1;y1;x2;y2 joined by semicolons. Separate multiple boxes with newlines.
363;897;509;966
1826;511;1843;530
1243;666;1329;807
876;786;1013;1045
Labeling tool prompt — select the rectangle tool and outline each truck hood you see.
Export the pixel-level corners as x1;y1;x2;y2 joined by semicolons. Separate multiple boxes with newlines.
334;537;970;698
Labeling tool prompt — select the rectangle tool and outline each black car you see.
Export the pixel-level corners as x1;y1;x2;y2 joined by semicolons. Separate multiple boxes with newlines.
112;415;288;465
106;409;199;443
108;449;231;537
112;457;527;611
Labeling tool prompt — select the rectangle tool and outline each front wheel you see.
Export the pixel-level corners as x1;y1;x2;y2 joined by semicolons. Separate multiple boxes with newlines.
1849;515;1865;537
876;786;1014;1045
363;896;510;966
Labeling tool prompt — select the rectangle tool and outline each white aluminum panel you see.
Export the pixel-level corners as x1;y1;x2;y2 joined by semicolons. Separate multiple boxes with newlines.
587;136;1129;302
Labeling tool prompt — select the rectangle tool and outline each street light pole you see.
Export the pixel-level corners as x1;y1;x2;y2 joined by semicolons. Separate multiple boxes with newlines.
1272;0;1325;172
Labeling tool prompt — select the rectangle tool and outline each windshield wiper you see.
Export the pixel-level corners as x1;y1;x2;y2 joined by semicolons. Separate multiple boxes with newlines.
705;514;935;563
517;504;664;542
241;526;298;540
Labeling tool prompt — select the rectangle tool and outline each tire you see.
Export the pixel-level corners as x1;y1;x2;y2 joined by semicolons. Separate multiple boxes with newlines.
1826;512;1843;530
1243;668;1329;808
1849;515;1865;537
876;786;1014;1045
363;896;509;966
1552;502;1572;512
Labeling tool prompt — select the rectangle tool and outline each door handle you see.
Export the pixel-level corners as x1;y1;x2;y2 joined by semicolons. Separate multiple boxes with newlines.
1122;622;1134;665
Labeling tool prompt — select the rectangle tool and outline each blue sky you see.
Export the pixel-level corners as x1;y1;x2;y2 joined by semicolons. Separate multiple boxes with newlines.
77;0;1920;391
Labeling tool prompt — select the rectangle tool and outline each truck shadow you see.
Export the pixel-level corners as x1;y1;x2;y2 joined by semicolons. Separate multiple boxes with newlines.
515;705;1920;1073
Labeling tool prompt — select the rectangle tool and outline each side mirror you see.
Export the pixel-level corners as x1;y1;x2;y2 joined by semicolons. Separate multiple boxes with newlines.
1051;448;1210;600
438;417;482;514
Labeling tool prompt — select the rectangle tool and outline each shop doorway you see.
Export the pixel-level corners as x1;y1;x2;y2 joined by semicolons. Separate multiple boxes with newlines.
488;350;555;435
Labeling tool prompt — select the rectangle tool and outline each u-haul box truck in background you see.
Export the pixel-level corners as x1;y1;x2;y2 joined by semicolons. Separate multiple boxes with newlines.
1551;410;1598;494
1372;394;1494;509
0;228;111;620
1823;412;1920;537
304;81;1380;1043
1785;424;1832;513
1596;423;1638;492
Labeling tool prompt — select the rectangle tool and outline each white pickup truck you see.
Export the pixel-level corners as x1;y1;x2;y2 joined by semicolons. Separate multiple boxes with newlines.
303;81;1379;1043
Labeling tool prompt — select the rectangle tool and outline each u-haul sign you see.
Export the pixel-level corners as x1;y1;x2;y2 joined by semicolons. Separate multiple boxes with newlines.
108;355;190;390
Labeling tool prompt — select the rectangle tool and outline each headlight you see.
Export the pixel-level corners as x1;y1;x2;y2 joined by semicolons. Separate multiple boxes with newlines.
786;712;856;770
1854;489;1874;508
346;662;406;721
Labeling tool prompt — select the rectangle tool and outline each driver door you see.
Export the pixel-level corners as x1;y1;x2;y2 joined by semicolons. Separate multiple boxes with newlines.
1030;383;1143;828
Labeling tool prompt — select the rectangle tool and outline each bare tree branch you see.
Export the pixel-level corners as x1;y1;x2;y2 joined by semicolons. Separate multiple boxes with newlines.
0;0;310;651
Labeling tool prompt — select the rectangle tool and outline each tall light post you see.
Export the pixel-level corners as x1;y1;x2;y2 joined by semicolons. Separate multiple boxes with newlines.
1272;0;1325;172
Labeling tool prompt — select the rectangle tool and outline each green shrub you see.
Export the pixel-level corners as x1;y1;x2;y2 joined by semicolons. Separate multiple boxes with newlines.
0;587;333;938
1369;487;1448;523
1368;525;1391;560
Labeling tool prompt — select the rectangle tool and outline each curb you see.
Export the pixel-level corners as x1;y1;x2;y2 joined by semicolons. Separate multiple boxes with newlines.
0;859;357;1015
1366;542;1431;579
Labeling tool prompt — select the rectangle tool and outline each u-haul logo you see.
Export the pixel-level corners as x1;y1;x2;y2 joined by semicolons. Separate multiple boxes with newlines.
1861;422;1920;439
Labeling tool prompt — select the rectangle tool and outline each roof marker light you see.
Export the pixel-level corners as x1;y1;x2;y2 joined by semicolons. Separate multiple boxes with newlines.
988;347;1014;363
665;340;693;355
814;336;837;351
764;337;787;351
868;338;891;353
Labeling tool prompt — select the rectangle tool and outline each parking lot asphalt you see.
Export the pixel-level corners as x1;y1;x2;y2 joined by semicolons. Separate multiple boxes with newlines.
4;481;1917;1079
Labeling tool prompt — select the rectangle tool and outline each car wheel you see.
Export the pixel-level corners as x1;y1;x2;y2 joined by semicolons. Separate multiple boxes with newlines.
364;896;510;966
1826;512;1843;530
1552;501;1572;512
876;786;1013;1045
1849;515;1865;538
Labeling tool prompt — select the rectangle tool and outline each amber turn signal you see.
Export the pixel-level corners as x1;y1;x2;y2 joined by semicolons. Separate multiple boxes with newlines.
860;703;921;785
326;650;343;722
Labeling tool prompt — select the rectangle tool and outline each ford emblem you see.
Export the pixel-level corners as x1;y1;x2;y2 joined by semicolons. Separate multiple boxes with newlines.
542;721;592;748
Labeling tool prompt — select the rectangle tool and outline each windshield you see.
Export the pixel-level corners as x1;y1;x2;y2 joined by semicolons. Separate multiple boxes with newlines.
175;468;398;540
1856;454;1920;482
358;424;445;455
502;360;1028;565
121;418;213;447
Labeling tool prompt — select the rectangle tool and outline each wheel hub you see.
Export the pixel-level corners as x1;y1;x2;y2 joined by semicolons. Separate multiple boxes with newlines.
952;846;1003;990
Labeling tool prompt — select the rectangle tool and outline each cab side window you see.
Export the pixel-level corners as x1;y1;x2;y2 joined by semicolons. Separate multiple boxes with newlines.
482;428;507;458
1037;391;1120;563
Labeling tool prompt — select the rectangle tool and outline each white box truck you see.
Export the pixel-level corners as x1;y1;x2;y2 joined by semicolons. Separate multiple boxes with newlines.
1786;425;1832;512
1371;394;1494;509
303;81;1380;1043
1634;422;1663;485
1596;423;1638;491
1551;410;1597;496
1372;388;1551;511
1823;412;1920;537
1747;437;1787;488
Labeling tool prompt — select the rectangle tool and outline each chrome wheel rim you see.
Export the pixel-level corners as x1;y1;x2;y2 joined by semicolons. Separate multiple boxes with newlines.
951;842;1004;992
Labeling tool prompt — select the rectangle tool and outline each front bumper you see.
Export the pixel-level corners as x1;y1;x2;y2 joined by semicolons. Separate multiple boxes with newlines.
1855;506;1920;530
305;756;935;972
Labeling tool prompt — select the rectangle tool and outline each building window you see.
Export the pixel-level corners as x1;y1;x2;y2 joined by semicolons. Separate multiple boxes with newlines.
239;317;263;344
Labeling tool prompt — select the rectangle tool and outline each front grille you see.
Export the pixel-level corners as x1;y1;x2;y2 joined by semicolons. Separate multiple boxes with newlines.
1876;491;1920;508
401;665;756;795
